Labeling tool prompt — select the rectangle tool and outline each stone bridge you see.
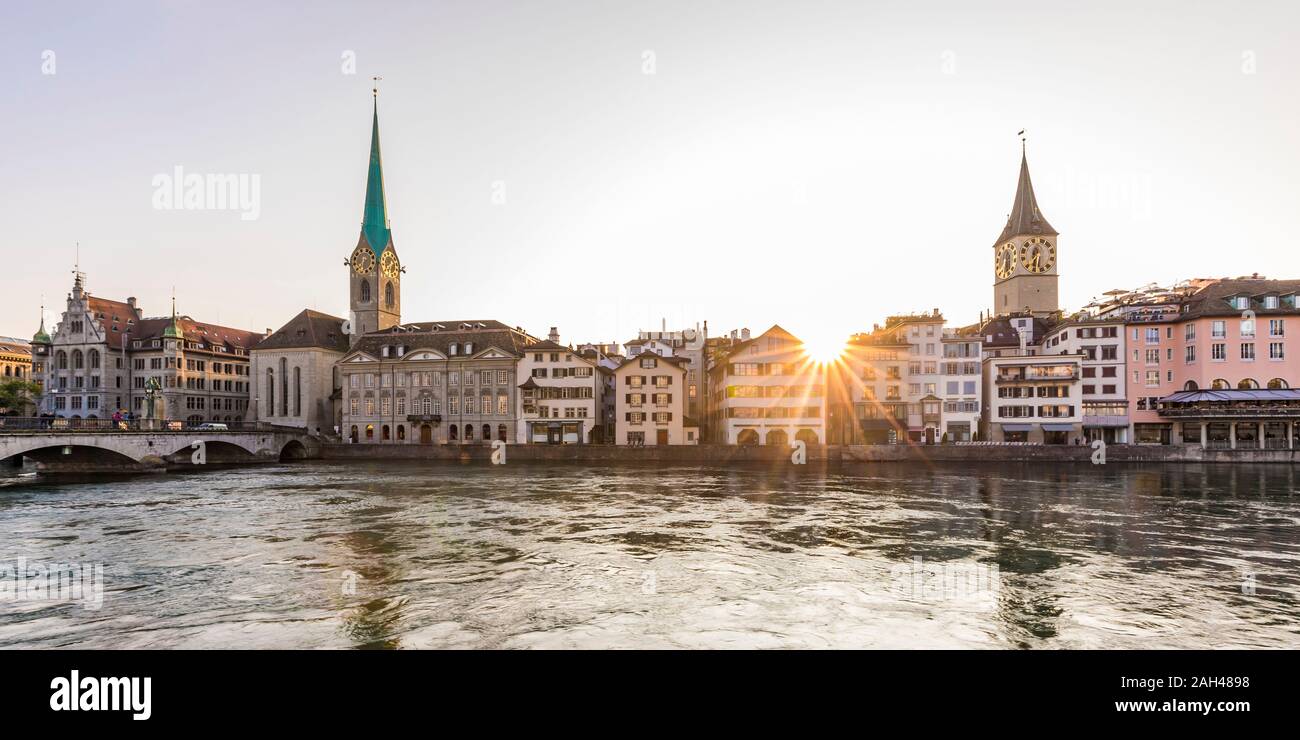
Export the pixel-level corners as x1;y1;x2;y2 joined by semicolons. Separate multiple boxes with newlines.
0;427;320;472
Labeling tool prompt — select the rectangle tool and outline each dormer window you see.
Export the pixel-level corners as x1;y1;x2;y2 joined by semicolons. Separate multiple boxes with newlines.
449;343;458;356
1264;295;1279;310
381;346;390;358
1232;296;1250;310
464;342;473;354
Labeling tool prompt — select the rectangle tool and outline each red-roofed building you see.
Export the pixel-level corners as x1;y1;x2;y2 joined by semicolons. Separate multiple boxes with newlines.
35;270;258;422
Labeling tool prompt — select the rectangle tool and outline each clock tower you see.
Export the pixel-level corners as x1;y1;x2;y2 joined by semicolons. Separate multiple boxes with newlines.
347;88;401;345
992;146;1058;317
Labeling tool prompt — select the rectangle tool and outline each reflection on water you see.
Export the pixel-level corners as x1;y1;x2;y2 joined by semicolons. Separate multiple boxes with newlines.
0;461;1297;648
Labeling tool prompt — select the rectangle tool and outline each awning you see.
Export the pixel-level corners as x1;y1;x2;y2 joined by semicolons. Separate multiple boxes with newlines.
1000;424;1032;432
1042;423;1075;432
1161;389;1300;403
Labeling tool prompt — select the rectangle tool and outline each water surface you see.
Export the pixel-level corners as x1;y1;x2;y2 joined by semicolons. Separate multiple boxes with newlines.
1;461;1297;648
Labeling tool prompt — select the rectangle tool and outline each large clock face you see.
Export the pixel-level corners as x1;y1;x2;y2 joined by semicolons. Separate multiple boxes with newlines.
995;243;1017;280
380;251;400;280
351;246;376;275
1019;237;1056;273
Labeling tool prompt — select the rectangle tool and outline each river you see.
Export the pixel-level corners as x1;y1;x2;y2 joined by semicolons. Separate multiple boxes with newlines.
1;461;1297;648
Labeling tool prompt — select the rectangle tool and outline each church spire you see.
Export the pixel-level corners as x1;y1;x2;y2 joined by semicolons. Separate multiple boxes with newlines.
32;304;50;345
360;81;392;257
995;147;1057;244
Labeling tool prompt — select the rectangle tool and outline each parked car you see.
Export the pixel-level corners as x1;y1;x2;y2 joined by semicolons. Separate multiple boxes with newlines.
195;422;229;431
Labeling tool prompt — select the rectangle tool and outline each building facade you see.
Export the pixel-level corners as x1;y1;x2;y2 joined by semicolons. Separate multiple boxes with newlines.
516;331;609;444
33;274;256;422
1042;318;1129;443
249;309;348;434
707;325;825;446
615;352;688;445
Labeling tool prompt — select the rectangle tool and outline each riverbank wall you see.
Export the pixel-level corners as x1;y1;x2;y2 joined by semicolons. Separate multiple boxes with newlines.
318;442;1300;465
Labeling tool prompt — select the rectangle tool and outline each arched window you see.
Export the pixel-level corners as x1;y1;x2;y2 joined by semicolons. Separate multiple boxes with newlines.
482;423;491;441
382;424;391;441
1267;378;1289;389
56;351;67;369
464;424;474;441
266;367;275;415
293;366;301;416
88;350;100;369
1238;378;1259;390
360;279;371;303
449;343;458;356
72;350;84;369
385;282;394;309
350;425;358;443
1183;380;1199;391
397;425;406;441
1211;378;1230;390
279;357;289;416
365;424;374;441
464;342;473;354
449;425;458;441
497;424;507;442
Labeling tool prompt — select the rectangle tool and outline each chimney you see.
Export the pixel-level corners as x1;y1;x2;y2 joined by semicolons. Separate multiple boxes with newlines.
741;328;750;340
548;326;559;342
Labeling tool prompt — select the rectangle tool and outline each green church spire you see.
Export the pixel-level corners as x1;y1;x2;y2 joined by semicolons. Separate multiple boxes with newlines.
360;85;392;257
163;297;183;339
32;305;51;345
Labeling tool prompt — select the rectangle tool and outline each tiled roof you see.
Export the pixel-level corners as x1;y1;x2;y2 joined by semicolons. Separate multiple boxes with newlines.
255;309;348;352
1180;278;1300;319
133;315;262;349
351;320;539;358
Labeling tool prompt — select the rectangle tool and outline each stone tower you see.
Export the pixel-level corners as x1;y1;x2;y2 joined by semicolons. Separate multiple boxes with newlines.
992;147;1059;317
347;92;401;344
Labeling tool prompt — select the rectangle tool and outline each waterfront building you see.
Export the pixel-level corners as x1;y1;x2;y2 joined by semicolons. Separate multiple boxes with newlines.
991;146;1060;318
34;272;256;422
706;325;824;446
339;321;536;444
249;310;349;434
614;352;689;445
891;311;946;443
1040;317;1129;443
1121;277;1300;447
516;328;611;443
939;329;982;442
977;313;1083;443
626;323;708;423
0;338;32;381
839;326;911;445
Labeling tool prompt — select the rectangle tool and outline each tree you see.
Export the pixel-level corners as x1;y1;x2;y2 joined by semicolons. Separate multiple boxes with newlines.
0;379;42;416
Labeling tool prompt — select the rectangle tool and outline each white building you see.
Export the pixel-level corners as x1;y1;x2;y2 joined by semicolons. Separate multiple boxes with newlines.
939;331;982;442
614;352;688;445
707;325;825;446
516;330;609;444
1041;318;1128;443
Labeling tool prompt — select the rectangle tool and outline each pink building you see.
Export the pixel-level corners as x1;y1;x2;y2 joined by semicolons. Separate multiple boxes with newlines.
1125;278;1300;447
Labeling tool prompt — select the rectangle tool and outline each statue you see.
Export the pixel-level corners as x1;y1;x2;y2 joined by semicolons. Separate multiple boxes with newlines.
144;377;161;421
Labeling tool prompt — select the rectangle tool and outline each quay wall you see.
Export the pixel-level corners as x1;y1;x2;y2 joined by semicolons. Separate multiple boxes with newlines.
319;443;1300;465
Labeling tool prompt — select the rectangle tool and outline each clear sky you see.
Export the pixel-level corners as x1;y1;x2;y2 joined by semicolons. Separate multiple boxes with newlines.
5;0;1299;352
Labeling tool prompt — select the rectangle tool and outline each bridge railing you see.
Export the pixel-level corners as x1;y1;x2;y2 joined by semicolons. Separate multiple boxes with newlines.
0;417;282;434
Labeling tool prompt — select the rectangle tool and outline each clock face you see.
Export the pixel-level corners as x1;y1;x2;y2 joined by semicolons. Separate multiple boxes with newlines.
1019;237;1056;273
995;243;1017;280
380;250;400;280
351;246;376;275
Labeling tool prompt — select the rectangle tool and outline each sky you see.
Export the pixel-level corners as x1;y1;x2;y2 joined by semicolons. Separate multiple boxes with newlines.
4;0;1300;353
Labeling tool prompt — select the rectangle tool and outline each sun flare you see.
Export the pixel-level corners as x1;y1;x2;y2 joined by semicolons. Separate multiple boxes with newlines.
799;335;847;365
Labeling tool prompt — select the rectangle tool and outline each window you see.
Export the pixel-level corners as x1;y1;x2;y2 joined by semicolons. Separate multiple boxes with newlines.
1145;328;1159;344
1211;321;1226;339
1185;345;1196;362
1184;324;1195;341
1270;319;1285;337
1241;318;1255;338
1211;343;1226;360
360;280;371;303
1265;295;1280;309
1241;343;1255;361
385;282;394;308
1145;370;1159;387
1269;342;1284;360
